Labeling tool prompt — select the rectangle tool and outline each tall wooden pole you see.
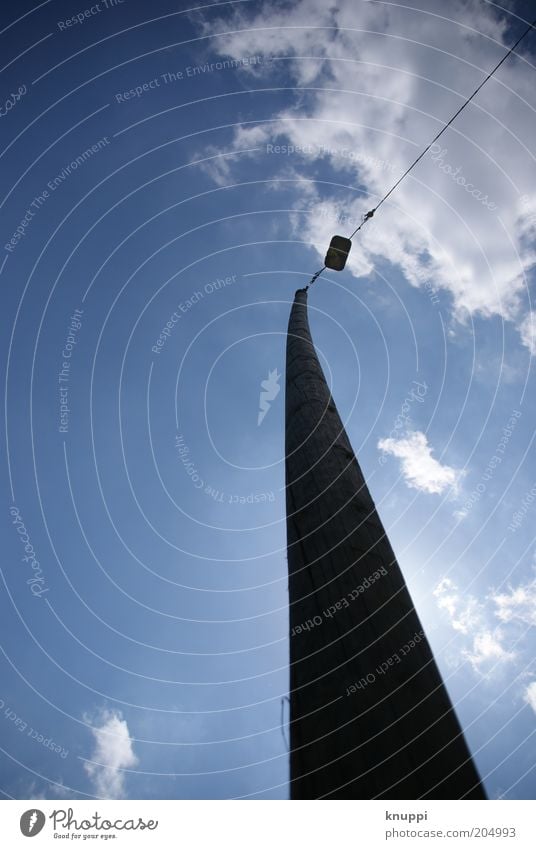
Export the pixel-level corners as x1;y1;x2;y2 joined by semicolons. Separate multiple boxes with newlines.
285;288;485;799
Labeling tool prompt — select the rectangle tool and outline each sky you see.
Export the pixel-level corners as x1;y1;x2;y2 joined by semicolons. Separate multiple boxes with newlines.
0;0;535;801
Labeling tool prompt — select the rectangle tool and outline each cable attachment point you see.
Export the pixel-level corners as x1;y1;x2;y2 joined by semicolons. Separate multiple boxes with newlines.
307;266;326;288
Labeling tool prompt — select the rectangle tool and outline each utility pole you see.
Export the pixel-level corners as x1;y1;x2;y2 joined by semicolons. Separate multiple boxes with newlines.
285;287;485;799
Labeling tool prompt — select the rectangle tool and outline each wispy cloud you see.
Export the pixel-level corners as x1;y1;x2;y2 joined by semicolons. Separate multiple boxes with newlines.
490;578;536;627
22;778;77;800
433;577;482;634
378;430;461;494
463;629;515;670
193;145;235;187
433;576;527;674
518;311;535;356
525;682;536;714
22;781;47;800
83;710;138;799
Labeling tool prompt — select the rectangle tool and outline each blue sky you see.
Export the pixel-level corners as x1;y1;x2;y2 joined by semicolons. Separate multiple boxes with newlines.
1;0;535;800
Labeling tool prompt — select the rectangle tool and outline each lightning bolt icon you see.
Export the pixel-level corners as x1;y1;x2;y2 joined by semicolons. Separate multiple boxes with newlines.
28;811;38;833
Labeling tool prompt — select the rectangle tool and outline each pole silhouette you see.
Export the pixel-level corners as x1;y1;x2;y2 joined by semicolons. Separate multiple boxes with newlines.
285;287;485;800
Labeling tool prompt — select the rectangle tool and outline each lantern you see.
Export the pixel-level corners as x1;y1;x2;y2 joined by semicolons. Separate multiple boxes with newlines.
324;235;352;271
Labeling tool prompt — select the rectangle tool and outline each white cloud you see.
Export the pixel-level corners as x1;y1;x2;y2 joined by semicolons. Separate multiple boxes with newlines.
433;578;515;673
525;682;536;714
433;577;482;633
83;710;138;799
200;0;536;335
23;780;47;799
192;145;257;188
22;778;75;800
491;579;536;627
518;310;535;355
378;430;461;494
463;629;515;671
